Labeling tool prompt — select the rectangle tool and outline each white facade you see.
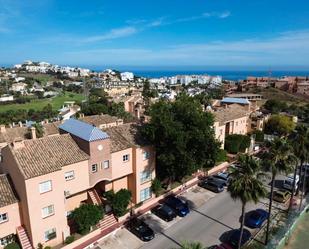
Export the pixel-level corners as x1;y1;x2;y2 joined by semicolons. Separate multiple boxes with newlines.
121;72;134;81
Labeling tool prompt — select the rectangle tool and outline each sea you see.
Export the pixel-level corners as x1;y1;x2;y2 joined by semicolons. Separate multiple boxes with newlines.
90;67;309;81
133;70;309;81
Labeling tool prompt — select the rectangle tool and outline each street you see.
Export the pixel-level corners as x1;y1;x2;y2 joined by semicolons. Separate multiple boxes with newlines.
141;190;267;249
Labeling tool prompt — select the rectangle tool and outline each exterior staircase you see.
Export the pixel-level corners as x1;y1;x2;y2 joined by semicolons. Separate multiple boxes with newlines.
99;213;118;231
88;189;102;205
17;226;33;249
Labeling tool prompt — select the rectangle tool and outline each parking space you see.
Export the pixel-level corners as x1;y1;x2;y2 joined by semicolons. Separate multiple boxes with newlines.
96;228;143;249
178;185;217;209
141;212;182;233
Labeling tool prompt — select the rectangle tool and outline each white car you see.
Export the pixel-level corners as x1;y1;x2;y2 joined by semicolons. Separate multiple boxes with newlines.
283;174;300;191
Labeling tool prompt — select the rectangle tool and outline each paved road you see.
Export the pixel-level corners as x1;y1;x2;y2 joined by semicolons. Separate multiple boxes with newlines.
141;190;267;249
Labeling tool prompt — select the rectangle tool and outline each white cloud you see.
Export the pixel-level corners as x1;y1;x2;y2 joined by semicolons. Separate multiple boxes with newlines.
63;30;309;66
81;27;137;43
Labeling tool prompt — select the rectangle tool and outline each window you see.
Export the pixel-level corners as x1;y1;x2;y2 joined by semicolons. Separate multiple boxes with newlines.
103;160;109;169
39;180;52;194
140;188;151;202
142;151;150;160
91;164;98;173
41;205;54;218
0;213;8;223
64;171;74;181
123;154;130;162
44;228;56;241
140;171;151;183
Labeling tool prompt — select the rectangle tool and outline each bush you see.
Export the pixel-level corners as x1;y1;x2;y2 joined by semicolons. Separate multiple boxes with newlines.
224;134;251;154
251;130;264;142
64;235;75;244
105;189;132;217
215;149;228;163
44;247;51;249
151;178;163;197
4;242;20;249
264;114;296;136
72;204;104;235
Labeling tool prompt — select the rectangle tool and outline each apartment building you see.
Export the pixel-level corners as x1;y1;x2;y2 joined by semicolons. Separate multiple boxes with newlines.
213;104;250;147
0;118;155;248
296;81;309;96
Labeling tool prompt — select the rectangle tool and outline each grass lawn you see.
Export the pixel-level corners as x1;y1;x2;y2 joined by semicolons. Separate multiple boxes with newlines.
0;92;85;113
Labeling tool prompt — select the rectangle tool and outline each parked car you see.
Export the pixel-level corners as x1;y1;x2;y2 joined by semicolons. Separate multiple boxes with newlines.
199;179;225;193
127;218;155;241
283;174;300;191
164;196;190;217
228;229;252;248
213;172;229;182
245;209;269;228
273;189;291;203
151;204;177;222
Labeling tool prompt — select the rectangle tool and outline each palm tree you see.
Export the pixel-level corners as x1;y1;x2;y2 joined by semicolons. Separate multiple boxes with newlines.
289;125;309;211
261;138;295;245
228;155;267;249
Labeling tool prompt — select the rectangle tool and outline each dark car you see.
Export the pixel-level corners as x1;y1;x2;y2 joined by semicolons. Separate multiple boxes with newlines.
212;173;229;186
245;209;269;228
228;229;252;248
213;243;233;249
164;196;190;217
151;204;177;221
127;218;155;241
199;179;225;193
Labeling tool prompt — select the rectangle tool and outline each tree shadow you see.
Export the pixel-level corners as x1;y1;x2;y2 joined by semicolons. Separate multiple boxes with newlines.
141;213;166;234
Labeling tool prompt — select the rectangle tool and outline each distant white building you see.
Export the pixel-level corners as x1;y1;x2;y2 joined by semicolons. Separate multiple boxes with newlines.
14;64;22;69
14;77;25;82
0;95;14;102
10;82;27;93
121;72;134;81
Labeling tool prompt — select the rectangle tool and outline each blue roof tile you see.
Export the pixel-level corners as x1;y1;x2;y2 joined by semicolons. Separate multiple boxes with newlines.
221;97;250;105
59;118;109;142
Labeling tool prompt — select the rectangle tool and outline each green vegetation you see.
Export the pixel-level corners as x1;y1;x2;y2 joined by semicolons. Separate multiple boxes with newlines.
142;93;220;183
224;134;251;154
215;149;228;163
227;155;267;249
71;204;104;235
151;178;163;197
64;235;75;244
250;130;264;143
104;189;132;217
4;242;20;249
264;99;288;113
264;114;296;136
0;92;84;113
173;241;205;249
81;89;134;122
261;138;296;244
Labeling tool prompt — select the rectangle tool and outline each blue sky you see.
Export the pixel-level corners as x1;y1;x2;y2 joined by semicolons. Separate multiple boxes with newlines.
0;0;309;69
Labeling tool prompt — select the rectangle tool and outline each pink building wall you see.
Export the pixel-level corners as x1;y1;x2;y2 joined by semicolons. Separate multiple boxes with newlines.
0;203;21;240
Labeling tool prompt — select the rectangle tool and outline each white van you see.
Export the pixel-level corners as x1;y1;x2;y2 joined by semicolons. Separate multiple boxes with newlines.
283;174;300;191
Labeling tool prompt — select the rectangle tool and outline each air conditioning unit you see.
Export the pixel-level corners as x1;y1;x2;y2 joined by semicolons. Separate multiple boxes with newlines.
64;191;70;197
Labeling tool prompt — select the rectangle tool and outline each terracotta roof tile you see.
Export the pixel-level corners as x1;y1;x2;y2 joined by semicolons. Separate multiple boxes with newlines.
11;134;89;179
0;174;18;208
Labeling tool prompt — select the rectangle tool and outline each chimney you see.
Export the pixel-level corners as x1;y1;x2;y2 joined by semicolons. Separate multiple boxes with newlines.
80;113;85;118
30;127;36;140
12;139;25;149
0;125;6;133
44;119;49;124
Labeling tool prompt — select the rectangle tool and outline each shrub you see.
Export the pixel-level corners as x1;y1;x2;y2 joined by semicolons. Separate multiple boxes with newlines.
151;178;163;197
72;204;104;235
251;130;264;142
105;189;132;217
224;134;251;154
4;242;20;249
44;246;52;249
215;149;228;163
64;235;75;244
264;114;296;136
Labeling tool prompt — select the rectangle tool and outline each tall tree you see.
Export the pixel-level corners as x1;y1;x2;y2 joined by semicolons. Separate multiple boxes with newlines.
289;125;309;210
261;138;295;244
228;155;267;249
264;114;296;136
142;94;220;184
